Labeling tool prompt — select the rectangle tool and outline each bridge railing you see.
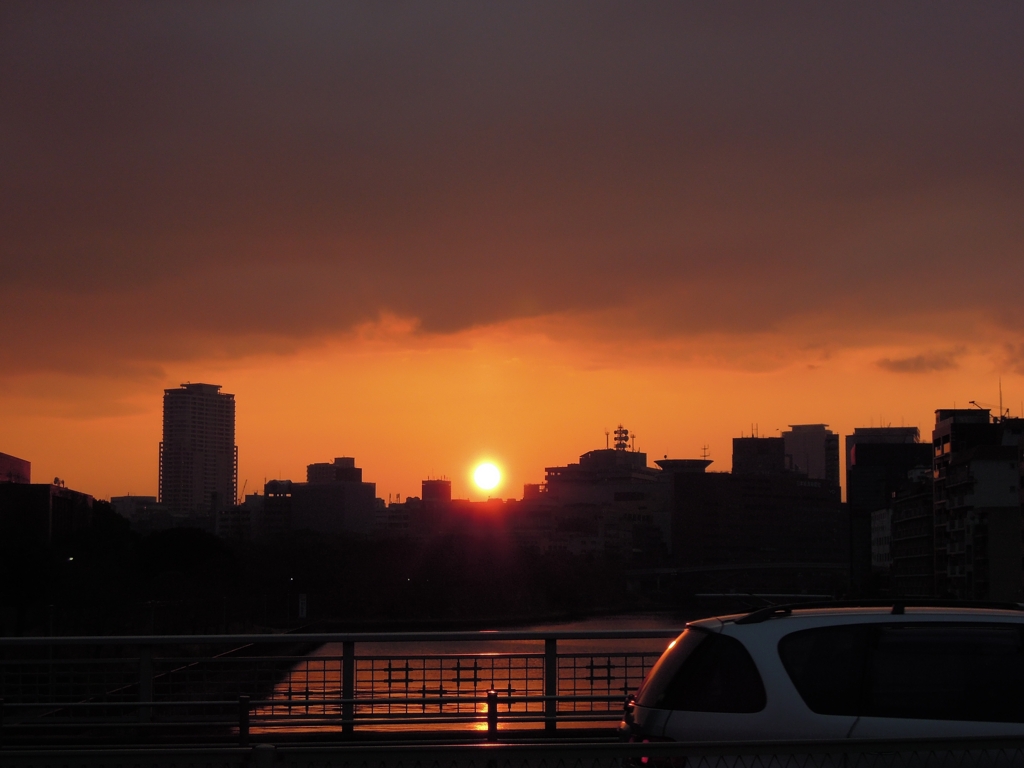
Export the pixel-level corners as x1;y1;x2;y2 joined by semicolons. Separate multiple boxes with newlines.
0;629;680;744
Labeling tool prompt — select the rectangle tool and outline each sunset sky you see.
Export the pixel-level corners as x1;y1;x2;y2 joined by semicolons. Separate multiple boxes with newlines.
2;3;1023;502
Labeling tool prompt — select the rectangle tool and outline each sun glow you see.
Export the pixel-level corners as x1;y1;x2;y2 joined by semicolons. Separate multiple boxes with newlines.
473;462;502;491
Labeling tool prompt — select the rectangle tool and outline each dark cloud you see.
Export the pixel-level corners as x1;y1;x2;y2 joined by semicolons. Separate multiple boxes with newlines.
2;2;1023;373
1003;344;1024;376
877;351;961;374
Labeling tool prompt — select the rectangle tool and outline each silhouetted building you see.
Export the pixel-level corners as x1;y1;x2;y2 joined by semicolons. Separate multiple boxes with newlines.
159;383;238;519
933;409;1024;601
215;504;251;542
540;428;670;554
292;481;376;534
256;480;293;540
870;508;891;572
845;427;931;595
732;437;786;476
256;457;376;538
783;424;840;488
376;496;419;537
891;468;934;596
307;457;362;483
0;481;94;545
661;439;846;595
110;494;157;519
422;478;452;505
241;492;264;514
523;483;546;500
0;452;30;484
110;494;172;532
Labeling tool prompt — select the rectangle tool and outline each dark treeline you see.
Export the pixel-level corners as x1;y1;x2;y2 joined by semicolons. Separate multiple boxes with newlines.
1;503;643;636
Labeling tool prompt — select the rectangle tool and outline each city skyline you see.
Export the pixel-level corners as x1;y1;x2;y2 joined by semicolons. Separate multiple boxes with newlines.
2;4;1023;503
3;376;1020;504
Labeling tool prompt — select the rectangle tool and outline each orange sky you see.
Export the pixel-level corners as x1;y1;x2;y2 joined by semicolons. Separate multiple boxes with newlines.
2;4;1023;502
3;312;1022;502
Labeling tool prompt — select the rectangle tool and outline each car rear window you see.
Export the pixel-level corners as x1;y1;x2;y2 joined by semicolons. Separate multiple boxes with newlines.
636;629;708;709
780;623;1024;722
639;628;766;713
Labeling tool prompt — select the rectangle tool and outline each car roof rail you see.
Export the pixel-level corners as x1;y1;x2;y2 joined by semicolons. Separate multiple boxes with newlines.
734;599;1024;625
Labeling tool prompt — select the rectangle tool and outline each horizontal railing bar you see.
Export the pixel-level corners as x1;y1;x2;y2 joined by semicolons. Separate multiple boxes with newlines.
276;737;1024;755
252;716;617;726
7;736;1024;758
0;652;655;664
3;694;628;709
0;708;618;720
2;714;621;730
155;653;546;661
0;653;653;665
0;629;682;646
2;718;620;729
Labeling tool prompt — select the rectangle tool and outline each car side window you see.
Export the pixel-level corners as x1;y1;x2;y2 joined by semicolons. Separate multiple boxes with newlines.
867;625;1024;723
659;632;766;713
779;625;871;716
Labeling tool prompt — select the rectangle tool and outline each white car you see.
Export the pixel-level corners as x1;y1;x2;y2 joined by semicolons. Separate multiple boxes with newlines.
621;603;1024;742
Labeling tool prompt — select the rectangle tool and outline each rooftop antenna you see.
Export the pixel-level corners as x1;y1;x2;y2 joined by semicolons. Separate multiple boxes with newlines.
605;429;610;450
999;377;1003;421
701;444;711;461
614;424;629;451
631;432;636;451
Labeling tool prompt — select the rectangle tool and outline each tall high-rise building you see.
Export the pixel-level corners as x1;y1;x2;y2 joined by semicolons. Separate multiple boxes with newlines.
159;383;237;516
932;410;1024;601
732;436;786;476
422;478;452;505
845;427;930;596
782;424;840;488
307;457;362;484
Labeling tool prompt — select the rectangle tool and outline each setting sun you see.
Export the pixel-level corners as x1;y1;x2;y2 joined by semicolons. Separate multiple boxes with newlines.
472;462;502;492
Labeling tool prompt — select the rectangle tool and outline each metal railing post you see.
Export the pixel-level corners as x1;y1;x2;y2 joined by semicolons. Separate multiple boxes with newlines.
342;640;355;736
544;637;557;733
138;645;153;723
239;695;250;746
486;688;498;741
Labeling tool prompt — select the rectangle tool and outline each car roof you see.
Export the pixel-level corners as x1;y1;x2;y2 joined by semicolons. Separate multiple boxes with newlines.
686;602;1024;631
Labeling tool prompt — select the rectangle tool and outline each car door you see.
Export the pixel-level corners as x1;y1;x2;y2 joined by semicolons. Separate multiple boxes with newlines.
848;622;1024;739
773;623;869;740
